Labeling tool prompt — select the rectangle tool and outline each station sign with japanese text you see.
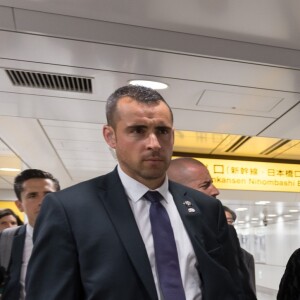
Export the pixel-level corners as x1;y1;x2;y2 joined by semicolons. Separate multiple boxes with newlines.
187;158;300;192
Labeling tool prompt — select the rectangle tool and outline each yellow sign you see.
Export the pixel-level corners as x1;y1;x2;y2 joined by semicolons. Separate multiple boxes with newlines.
193;158;300;192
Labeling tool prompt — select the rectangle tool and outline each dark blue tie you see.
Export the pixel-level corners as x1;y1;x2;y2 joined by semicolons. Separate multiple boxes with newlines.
144;191;186;300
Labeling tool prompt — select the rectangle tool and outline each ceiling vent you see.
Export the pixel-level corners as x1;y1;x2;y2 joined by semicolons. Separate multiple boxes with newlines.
260;139;291;155
5;69;92;93
225;136;251;153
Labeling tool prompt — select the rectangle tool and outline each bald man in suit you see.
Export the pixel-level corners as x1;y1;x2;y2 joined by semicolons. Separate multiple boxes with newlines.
168;157;257;300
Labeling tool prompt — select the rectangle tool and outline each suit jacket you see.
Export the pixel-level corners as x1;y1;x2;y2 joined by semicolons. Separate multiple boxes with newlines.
241;248;256;295
2;225;26;300
225;226;257;300
26;168;245;300
277;248;300;300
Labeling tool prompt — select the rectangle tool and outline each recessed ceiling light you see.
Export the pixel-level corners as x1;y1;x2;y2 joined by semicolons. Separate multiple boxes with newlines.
129;80;168;90
289;209;299;213
284;215;292;218
255;201;270;205
237;221;245;223
0;167;21;172
251;218;259;221
235;208;248;211
268;214;277;217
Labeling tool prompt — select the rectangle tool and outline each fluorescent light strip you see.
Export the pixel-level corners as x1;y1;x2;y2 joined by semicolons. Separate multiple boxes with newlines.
0;168;21;172
129;80;168;90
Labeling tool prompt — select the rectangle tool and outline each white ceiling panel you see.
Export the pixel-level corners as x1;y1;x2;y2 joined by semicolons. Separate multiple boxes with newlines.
0;92;107;124
44;126;101;142
57;150;112;161
51;139;103;152
63;158;116;169
198;90;282;112
0;116;72;188
2;0;300;51
0;177;12;189
172;109;274;135
2;30;300;92
0;6;14;30
8;7;300;70
260;103;300;140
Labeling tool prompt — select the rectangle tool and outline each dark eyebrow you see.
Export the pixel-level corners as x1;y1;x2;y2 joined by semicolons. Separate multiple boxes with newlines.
27;192;38;197
156;125;172;131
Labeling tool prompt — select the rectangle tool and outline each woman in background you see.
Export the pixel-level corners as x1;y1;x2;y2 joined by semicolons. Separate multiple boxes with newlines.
0;209;23;231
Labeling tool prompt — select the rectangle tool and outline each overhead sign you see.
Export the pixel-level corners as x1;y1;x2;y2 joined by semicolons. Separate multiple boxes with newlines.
192;158;300;192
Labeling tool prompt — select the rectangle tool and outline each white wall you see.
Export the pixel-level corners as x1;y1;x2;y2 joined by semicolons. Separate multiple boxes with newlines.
237;219;300;292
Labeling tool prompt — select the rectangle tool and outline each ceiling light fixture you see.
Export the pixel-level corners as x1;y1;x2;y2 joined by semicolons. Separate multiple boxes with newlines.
255;201;270;205
129;80;168;90
0;167;21;172
289;209;299;213
235;208;248;211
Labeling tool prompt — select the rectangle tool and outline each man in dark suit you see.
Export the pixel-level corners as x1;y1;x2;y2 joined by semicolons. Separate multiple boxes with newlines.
168;157;257;299
26;85;245;300
224;206;256;295
0;169;60;300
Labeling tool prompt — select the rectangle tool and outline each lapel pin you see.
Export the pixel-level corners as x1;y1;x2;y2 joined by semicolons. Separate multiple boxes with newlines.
183;201;196;213
183;200;192;207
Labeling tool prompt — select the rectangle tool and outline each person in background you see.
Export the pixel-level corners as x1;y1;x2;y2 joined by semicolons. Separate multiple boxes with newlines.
0;169;60;300
0;209;23;231
26;85;244;300
223;205;256;295
277;247;300;299
167;157;257;299
167;157;219;197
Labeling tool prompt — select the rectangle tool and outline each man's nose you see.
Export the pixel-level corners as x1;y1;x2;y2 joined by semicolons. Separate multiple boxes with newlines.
211;185;220;197
147;133;161;149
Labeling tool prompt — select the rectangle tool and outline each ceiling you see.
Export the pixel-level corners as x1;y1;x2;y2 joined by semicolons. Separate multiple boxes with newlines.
0;0;300;228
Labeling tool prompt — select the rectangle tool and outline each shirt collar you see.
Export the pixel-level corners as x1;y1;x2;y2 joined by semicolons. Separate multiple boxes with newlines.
117;165;169;203
26;223;34;237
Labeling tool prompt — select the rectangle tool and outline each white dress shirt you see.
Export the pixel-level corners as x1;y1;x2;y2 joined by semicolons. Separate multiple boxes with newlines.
20;224;33;300
118;166;202;300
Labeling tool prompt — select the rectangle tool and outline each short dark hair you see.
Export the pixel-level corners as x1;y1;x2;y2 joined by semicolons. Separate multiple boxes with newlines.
106;85;173;127
0;208;23;225
223;205;237;221
14;169;60;201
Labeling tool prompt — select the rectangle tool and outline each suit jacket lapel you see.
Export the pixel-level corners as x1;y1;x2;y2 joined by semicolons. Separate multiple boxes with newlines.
4;225;26;298
99;169;158;300
169;182;206;249
169;182;223;261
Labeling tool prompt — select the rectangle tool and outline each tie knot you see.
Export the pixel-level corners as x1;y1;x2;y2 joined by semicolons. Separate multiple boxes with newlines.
144;191;162;203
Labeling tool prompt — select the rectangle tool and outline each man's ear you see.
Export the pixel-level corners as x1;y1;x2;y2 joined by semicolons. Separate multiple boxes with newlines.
15;200;24;212
103;125;116;148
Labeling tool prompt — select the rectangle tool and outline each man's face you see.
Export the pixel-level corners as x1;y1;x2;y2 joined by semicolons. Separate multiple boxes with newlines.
0;214;18;231
103;97;174;189
15;178;57;227
185;165;220;198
